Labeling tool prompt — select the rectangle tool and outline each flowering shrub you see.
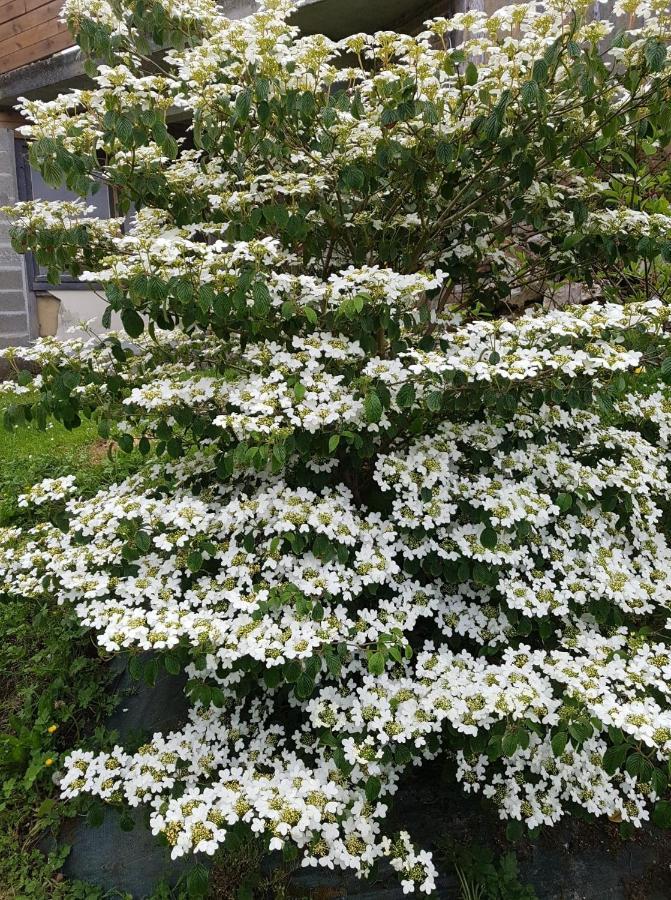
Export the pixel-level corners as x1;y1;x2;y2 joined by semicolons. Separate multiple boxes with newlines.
3;0;671;891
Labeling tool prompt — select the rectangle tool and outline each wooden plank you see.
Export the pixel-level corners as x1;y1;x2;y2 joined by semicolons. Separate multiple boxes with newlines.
0;28;73;74
4;0;67;36
0;0;50;27
0;17;69;57
0;0;27;26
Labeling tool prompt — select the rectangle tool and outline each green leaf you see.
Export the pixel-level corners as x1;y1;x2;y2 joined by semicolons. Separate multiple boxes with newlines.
119;811;135;832
128;655;143;681
283;660;301;683
252;281;271;317
115;116;134;146
425;390;443;412
121;308;144;338
151;121;168;147
465;61;478;85
551;731;568;757
117;433;134;454
324;649;342;679
365;776;381;802
42;158;63;188
556;493;573;512
568;721;593;744
167;438;183;459
186;863;210;898
235;90;251;119
199;285;215;311
164;653;182;675
143;657;159;687
652;767;668;796
652;800;671;828
87;803;105;827
625;752;654;782
295;672;315;699
364;391;383;424
572;200;588;227
482;113;501;141
644;38;667;72
518;157;535;189
135;530;151;553
341;164;365;190
163;135;178;158
368;651;385;676
396;382;415;409
328;434;340;453
480;527;498;550
436;141;453;165
37;798;56;820
520;80;540;105
501;730;519;756
532;58;549;83
264;666;283;689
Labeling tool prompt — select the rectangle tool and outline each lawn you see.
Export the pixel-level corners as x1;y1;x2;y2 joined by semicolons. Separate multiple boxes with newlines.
0;409;103;526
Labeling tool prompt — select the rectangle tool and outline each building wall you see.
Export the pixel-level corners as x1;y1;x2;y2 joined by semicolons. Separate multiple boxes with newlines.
0;116;35;347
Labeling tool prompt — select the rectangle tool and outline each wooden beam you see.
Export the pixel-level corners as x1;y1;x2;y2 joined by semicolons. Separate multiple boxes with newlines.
0;110;24;128
0;0;28;26
0;17;69;57
0;0;55;26
0;28;73;74
4;0;68;36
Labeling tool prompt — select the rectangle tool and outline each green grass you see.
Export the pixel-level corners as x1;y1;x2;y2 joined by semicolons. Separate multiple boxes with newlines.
0;410;97;461
0;408;123;526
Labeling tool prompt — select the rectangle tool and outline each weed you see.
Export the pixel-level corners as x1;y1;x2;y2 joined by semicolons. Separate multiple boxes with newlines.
442;841;536;900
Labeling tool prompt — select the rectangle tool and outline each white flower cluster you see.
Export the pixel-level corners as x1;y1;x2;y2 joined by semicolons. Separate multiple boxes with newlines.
3;0;671;891
17;475;78;508
456;734;652;829
8;199;123;243
60;685;435;892
6;298;662;449
1;387;671;882
6;0;667;295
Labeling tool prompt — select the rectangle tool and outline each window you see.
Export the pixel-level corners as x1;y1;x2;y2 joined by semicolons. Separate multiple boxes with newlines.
15;138;113;290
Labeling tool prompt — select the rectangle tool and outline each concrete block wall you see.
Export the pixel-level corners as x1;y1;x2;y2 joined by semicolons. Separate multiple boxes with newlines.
0;119;34;348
